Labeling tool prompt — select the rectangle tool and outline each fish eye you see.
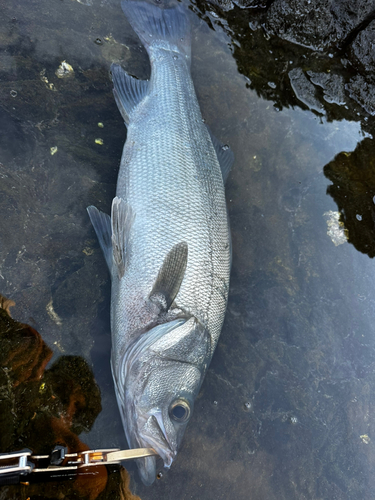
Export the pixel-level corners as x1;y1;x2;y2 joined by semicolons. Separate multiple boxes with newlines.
169;399;191;423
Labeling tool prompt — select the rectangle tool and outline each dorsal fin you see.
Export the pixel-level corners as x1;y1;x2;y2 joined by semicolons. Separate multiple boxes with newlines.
111;64;149;125
207;126;234;184
111;196;134;279
149;242;188;312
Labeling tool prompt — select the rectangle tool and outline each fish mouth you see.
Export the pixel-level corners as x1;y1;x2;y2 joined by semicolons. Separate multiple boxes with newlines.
139;410;177;467
117;404;163;486
132;410;176;486
136;455;157;486
116;390;176;484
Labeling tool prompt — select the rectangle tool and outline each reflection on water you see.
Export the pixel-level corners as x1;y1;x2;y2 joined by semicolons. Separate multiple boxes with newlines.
325;138;375;258
0;295;139;499
1;0;375;498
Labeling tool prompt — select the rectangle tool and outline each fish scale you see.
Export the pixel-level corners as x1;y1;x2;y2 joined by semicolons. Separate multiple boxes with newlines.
87;0;233;485
113;50;229;352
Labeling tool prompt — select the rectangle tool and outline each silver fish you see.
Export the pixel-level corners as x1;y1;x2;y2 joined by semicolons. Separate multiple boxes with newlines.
87;0;233;485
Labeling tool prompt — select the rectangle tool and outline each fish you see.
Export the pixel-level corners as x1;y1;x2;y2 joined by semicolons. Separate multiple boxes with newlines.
87;0;233;486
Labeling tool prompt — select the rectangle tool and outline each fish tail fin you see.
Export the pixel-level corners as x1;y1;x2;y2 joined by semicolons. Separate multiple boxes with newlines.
121;0;191;61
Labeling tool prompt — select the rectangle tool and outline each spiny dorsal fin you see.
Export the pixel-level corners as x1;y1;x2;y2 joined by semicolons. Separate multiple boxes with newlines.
207;126;234;184
111;64;149;125
111;196;134;279
87;205;112;273
149;242;188;312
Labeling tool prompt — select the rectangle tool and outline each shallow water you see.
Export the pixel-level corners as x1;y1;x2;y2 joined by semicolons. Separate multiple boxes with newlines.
1;0;375;499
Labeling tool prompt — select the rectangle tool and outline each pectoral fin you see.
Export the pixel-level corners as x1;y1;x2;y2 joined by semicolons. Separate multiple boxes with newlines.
87;205;112;272
149;242;188;312
111;196;134;279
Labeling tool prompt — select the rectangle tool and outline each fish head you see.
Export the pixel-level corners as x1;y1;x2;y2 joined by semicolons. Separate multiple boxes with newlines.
113;317;211;485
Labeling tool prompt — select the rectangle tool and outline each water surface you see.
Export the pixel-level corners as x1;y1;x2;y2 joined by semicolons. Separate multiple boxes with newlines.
0;0;375;499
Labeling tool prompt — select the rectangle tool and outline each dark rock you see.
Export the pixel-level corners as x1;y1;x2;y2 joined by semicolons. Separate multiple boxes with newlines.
330;0;375;46
204;0;375;116
346;75;375;115
265;0;335;51
234;0;268;8
288;67;326;114
349;18;375;78
262;0;374;52
307;71;346;105
210;0;267;11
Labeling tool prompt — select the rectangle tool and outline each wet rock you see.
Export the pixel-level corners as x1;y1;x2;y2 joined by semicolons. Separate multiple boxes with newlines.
233;0;268;8
208;0;267;11
288;67;325;114
350;19;375;75
265;0;375;51
348;18;375;114
210;0;233;10
346;75;375;116
265;0;335;51
330;0;375;45
307;70;346;105
202;0;375;118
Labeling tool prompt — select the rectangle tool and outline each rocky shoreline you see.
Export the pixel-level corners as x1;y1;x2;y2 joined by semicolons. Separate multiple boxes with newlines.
198;0;375;118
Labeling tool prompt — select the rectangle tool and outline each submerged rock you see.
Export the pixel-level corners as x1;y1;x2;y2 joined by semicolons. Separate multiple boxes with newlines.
307;71;346;105
288;67;326;114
